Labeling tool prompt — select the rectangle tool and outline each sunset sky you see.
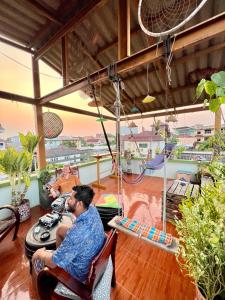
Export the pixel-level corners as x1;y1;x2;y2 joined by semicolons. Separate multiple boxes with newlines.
0;41;224;140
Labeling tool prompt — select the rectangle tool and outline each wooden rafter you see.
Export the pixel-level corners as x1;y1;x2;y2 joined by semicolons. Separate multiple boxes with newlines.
38;12;225;106
34;0;109;60
44;103;115;121
121;106;209;121
22;0;61;25
0;91;35;104
61;36;69;86
0;36;33;53
118;0;130;59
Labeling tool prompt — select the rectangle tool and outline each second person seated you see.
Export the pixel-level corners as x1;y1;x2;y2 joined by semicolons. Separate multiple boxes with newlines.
50;164;80;199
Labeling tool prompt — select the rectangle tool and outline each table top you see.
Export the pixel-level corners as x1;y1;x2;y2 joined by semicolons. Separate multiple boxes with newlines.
167;180;199;198
25;214;74;248
92;152;117;159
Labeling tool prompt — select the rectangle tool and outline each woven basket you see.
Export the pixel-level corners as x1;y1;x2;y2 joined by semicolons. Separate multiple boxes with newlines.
43;112;63;139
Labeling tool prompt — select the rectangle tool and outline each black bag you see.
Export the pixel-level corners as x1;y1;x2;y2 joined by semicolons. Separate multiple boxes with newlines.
96;206;122;231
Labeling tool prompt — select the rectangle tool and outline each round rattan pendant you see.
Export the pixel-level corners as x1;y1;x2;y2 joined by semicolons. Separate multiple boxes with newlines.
43;112;63;139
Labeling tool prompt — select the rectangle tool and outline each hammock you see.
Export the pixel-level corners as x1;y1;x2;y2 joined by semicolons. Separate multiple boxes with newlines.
145;143;176;170
122;143;176;184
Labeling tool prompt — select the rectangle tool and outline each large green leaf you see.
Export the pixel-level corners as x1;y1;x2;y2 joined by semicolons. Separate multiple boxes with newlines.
196;79;206;99
216;87;225;97
19;132;40;154
204;81;217;97
211;71;225;87
209;98;220;112
219;96;225;104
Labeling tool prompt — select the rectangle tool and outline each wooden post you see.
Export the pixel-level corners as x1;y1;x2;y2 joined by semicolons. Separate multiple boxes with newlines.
32;57;46;169
92;154;107;190
214;107;222;132
61;35;69;86
118;0;130;60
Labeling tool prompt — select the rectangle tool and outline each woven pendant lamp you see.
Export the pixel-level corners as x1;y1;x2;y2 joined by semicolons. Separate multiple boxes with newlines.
43;112;63;139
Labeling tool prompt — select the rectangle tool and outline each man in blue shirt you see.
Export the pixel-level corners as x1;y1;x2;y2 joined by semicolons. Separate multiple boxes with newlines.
32;185;105;282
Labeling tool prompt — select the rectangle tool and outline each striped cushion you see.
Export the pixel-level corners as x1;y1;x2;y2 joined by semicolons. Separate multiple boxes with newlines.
141;224;173;246
115;216;173;246
115;217;142;233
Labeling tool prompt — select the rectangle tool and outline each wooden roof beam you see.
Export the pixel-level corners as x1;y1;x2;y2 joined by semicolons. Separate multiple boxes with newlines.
34;0;109;60
0;91;36;104
44;103;115;121
38;12;225;105
22;0;61;25
0;36;33;53
121;106;208;121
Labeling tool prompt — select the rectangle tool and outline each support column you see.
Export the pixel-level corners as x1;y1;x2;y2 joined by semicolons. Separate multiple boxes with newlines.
32;57;46;169
61;35;69;86
118;0;130;60
214;108;222;132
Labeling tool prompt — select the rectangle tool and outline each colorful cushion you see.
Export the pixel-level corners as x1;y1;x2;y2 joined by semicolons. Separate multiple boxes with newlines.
115;216;173;247
115;217;142;234
96;194;121;209
141;224;173;246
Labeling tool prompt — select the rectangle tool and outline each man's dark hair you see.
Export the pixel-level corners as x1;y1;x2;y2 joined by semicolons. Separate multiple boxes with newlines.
72;185;95;209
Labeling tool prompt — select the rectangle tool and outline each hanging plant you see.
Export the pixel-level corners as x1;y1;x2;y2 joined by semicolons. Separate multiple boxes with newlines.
196;71;225;112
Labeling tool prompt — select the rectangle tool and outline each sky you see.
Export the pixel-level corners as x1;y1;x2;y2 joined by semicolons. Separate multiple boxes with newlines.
0;41;224;140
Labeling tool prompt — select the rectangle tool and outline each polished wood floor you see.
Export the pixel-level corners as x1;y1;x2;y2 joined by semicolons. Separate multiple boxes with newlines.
0;176;196;300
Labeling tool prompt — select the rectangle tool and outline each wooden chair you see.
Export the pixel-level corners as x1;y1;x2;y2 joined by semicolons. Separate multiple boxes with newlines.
36;229;118;300
0;205;20;243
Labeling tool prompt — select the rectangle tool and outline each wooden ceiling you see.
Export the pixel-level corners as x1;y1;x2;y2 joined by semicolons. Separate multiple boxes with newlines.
0;0;225;118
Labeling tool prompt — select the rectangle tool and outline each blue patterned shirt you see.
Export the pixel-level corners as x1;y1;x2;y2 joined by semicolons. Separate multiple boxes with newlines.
52;205;105;282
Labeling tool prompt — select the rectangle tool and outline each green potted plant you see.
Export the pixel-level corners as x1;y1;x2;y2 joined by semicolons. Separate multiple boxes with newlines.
38;165;54;210
175;181;225;300
0;132;40;222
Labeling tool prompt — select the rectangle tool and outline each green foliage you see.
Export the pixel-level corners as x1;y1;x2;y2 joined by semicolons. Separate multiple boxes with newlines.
38;165;52;186
196;132;225;159
198;161;225;183
168;135;178;144
0;132;40;206
176;182;225;300
196;71;225;112
171;145;185;159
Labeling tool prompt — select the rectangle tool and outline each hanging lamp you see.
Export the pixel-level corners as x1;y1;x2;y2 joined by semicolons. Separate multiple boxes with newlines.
131;97;140;113
142;63;156;104
142;95;156;104
96;117;107;122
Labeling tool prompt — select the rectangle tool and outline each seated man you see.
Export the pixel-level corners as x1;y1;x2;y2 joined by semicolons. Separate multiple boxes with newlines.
32;185;105;283
50;164;80;198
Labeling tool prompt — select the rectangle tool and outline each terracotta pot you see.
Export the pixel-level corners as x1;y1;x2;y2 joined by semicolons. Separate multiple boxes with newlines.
17;199;31;222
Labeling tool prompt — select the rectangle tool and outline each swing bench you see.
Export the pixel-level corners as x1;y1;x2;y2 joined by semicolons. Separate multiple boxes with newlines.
108;216;178;254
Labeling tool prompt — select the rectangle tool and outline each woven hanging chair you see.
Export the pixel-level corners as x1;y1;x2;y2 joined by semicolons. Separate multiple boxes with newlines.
43;112;63;139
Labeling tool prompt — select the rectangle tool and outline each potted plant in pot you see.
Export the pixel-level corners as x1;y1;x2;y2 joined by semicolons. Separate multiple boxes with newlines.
38;165;55;210
0;132;40;222
175;180;225;300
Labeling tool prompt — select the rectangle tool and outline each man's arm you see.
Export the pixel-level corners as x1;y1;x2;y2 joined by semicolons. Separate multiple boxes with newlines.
32;247;57;269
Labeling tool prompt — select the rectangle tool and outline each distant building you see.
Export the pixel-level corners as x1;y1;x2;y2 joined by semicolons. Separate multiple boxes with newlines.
121;124;138;136
177;134;197;148
121;130;164;158
45;136;81;150
174;126;196;136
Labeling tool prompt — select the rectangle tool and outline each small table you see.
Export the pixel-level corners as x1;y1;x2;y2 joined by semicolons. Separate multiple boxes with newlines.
25;214;73;272
164;180;199;222
92;152;117;190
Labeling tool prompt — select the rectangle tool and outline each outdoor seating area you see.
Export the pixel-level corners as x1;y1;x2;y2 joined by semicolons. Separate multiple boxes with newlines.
0;0;225;299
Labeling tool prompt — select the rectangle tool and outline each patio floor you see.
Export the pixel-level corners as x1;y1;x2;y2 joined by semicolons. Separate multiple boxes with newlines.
0;176;196;299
